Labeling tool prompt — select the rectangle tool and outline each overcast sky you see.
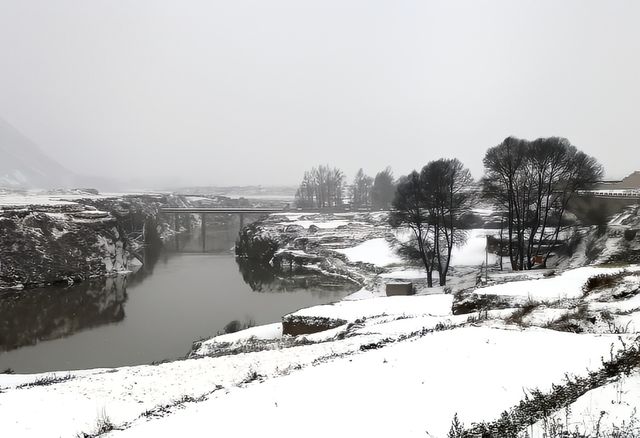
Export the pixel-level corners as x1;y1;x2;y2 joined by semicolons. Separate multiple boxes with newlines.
0;0;638;187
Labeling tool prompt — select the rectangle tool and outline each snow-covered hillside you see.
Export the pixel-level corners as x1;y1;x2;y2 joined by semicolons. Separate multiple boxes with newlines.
0;117;77;189
0;117;116;190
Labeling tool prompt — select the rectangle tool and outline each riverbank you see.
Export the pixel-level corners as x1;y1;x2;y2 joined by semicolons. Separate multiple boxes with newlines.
0;191;176;290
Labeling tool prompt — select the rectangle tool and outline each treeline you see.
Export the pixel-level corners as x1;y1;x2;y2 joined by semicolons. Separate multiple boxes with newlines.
294;165;396;209
293;136;602;284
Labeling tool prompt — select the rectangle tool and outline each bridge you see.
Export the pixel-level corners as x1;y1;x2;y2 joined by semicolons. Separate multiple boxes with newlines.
160;207;286;214
159;207;286;252
577;190;640;200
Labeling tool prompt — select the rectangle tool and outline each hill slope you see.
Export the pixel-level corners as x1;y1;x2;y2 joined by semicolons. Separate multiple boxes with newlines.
0;117;77;189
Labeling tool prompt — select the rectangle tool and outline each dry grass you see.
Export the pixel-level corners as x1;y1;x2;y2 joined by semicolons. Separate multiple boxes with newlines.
505;300;541;326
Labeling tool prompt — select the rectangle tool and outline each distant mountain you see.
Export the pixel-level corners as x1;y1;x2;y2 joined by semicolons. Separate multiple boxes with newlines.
0;117;117;190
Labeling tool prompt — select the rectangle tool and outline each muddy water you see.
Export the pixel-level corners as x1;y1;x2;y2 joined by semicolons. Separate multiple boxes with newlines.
0;225;358;373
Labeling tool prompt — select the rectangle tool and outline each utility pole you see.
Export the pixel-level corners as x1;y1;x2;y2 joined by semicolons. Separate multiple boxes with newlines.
485;234;489;283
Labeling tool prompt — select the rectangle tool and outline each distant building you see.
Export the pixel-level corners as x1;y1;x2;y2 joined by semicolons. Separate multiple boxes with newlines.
596;171;640;190
581;171;640;198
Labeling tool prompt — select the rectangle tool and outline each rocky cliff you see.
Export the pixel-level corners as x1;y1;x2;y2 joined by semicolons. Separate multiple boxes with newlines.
0;192;186;290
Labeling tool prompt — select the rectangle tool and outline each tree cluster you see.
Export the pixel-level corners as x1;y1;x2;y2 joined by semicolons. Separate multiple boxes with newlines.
390;158;474;287
294;166;397;209
351;168;373;208
482;136;603;270
294;165;345;208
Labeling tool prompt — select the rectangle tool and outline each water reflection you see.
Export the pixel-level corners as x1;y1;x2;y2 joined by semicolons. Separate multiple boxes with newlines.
236;257;359;294
0;276;127;353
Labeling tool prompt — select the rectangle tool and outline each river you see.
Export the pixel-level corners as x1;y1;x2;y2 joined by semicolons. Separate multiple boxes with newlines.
0;224;359;373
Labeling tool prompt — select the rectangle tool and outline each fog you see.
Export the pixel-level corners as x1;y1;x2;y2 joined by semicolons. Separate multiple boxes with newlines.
0;0;638;187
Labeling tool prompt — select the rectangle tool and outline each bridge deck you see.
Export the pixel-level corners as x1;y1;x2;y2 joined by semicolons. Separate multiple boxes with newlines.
160;207;285;214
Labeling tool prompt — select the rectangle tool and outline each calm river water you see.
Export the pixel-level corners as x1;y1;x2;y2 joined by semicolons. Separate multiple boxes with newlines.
0;225;358;373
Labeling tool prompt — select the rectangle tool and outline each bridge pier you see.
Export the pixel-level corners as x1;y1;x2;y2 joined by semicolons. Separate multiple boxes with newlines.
159;207;285;254
201;213;206;253
174;213;179;251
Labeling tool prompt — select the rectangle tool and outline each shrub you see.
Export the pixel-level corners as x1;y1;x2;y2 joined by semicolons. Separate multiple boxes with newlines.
17;374;73;389
235;223;280;262
583;272;628;295
463;338;640;437
505;300;540;326
544;306;591;333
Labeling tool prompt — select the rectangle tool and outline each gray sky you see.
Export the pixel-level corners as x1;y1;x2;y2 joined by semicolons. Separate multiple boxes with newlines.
0;0;638;187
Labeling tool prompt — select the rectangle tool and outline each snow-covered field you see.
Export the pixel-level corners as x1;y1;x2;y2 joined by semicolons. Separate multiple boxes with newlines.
476;266;640;301
0;191;165;210
336;237;404;267
106;328;625;438
529;372;640;436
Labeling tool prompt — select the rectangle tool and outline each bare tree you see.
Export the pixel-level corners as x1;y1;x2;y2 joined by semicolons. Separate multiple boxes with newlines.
390;171;437;287
421;159;474;285
372;167;396;210
390;159;473;287
482;136;603;270
351;168;373;208
294;165;345;209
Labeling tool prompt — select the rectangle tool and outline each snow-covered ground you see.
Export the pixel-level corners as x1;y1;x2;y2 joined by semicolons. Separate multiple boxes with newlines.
286;294;453;321
476;266;640;301
529;372;640;436
0;191;165;209
336;237;404;267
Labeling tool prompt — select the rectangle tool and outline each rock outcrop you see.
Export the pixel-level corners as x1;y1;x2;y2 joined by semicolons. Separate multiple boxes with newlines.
0;192;188;289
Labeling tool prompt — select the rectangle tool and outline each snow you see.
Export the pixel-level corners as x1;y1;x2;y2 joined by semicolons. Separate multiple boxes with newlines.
336;238;403;267
343;287;383;301
269;212;308;220
274;249;313;258
589;293;640;314
184;196;212;202
521;307;571;327
195;323;282;355
379;268;429;280
0;195;80;208
476;266;640;301
287;294;453;321
103;327;625;438
529;372;640;437
392;228;499;267
277;219;353;229
451;228;498;266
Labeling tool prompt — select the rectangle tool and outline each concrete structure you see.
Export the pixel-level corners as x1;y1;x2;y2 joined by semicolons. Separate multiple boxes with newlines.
386;282;414;296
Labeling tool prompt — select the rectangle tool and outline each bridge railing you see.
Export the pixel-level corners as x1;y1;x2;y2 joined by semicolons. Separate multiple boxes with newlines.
577;189;640;198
